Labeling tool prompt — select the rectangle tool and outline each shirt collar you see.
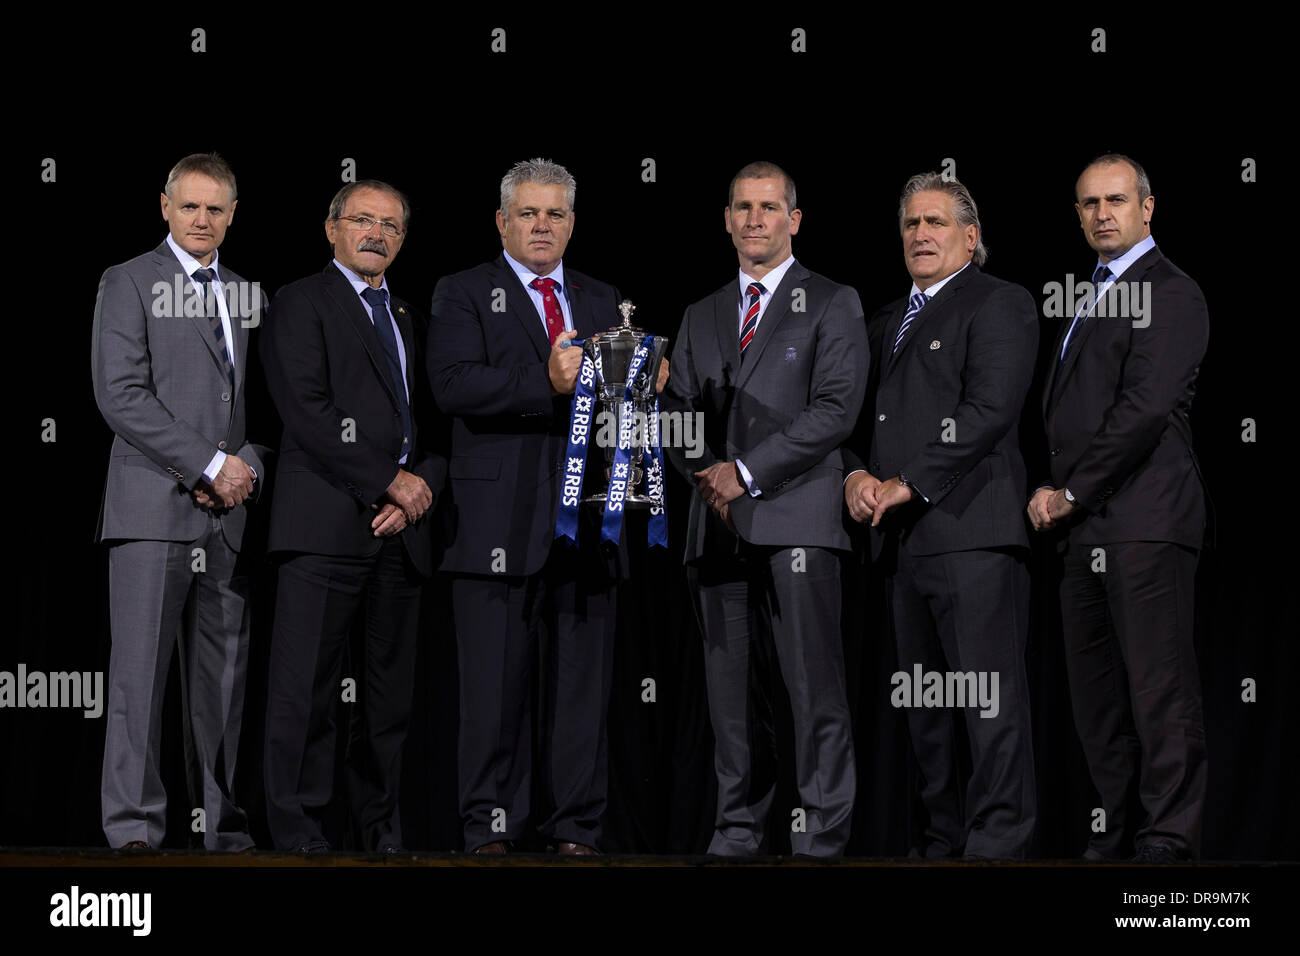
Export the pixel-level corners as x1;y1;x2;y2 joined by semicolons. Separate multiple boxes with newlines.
739;254;796;298
332;258;391;302
910;260;970;301
1097;234;1156;280
166;233;220;279
504;250;567;296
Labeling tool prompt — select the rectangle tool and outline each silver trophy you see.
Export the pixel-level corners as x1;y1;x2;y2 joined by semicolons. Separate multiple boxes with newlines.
582;300;669;508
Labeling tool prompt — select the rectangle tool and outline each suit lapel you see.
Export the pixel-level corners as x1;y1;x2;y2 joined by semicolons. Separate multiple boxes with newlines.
880;299;909;371
886;265;977;373
566;273;603;338
713;281;742;386
493;254;551;360
154;243;230;380
1047;246;1165;414
736;262;808;391
322;263;403;412
1042;308;1072;418
223;267;251;393
390;296;416;397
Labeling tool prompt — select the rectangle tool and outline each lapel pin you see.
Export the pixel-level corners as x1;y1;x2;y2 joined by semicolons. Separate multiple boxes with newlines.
929;340;941;350
397;306;406;314
785;347;798;361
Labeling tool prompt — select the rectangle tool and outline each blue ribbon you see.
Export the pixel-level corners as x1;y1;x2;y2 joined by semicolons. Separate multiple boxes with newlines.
554;349;598;545
645;395;668;548
600;337;652;544
555;335;668;548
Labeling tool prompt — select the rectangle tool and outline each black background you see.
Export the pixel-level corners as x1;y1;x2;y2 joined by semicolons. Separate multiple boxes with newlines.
2;10;1291;867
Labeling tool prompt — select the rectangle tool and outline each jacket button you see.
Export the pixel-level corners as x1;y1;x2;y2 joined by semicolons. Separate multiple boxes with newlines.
218;441;228;450
878;413;887;422
871;461;881;471
1050;448;1062;456
221;391;231;402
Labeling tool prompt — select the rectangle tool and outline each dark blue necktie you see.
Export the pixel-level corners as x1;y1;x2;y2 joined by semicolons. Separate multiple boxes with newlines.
1052;263;1115;399
360;286;412;461
1060;263;1114;361
192;267;233;387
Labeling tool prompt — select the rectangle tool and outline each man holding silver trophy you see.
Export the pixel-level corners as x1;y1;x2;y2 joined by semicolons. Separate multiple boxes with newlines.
427;158;666;856
662;161;869;857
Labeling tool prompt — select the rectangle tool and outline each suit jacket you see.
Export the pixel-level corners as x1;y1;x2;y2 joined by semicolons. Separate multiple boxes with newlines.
262;263;445;577
92;241;267;550
663;260;868;561
843;265;1039;560
427;254;621;577
1042;244;1208;548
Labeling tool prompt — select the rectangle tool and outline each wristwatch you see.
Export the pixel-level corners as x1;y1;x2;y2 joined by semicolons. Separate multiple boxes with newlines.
1063;487;1076;504
898;472;913;491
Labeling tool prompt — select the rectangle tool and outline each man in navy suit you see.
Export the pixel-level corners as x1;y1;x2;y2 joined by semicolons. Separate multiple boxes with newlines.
261;180;442;853
429;159;663;855
1030;154;1209;862
844;172;1039;859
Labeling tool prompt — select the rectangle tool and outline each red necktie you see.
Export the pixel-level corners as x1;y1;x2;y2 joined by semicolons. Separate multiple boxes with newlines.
740;282;765;353
530;277;565;345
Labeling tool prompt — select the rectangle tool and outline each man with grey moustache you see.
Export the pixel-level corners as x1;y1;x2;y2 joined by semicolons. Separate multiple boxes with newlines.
261;180;443;853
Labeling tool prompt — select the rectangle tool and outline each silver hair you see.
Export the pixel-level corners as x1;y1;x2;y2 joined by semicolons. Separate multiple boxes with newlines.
897;172;988;267
327;180;411;230
499;158;576;213
1079;153;1152;202
164;153;237;201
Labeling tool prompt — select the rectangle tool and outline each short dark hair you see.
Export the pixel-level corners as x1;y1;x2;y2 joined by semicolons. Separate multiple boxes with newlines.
1078;153;1152;202
165;153;237;201
728;161;797;211
327;179;412;230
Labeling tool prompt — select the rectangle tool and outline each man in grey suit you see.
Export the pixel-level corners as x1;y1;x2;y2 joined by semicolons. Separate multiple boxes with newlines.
92;153;265;850
662;161;868;857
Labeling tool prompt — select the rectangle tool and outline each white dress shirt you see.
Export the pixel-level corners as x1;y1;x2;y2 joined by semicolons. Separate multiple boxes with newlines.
504;250;574;336
733;255;797;497
166;233;238;484
333;258;410;464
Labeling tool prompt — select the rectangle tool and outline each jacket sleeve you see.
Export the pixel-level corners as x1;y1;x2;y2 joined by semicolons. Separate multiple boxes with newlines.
91;264;219;488
660;305;720;483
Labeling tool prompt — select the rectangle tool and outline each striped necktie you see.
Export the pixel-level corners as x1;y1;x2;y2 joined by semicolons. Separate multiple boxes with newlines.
192;267;233;387
892;291;930;355
739;281;765;354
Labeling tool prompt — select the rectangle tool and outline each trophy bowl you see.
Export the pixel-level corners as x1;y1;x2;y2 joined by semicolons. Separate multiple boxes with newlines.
581;301;669;509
